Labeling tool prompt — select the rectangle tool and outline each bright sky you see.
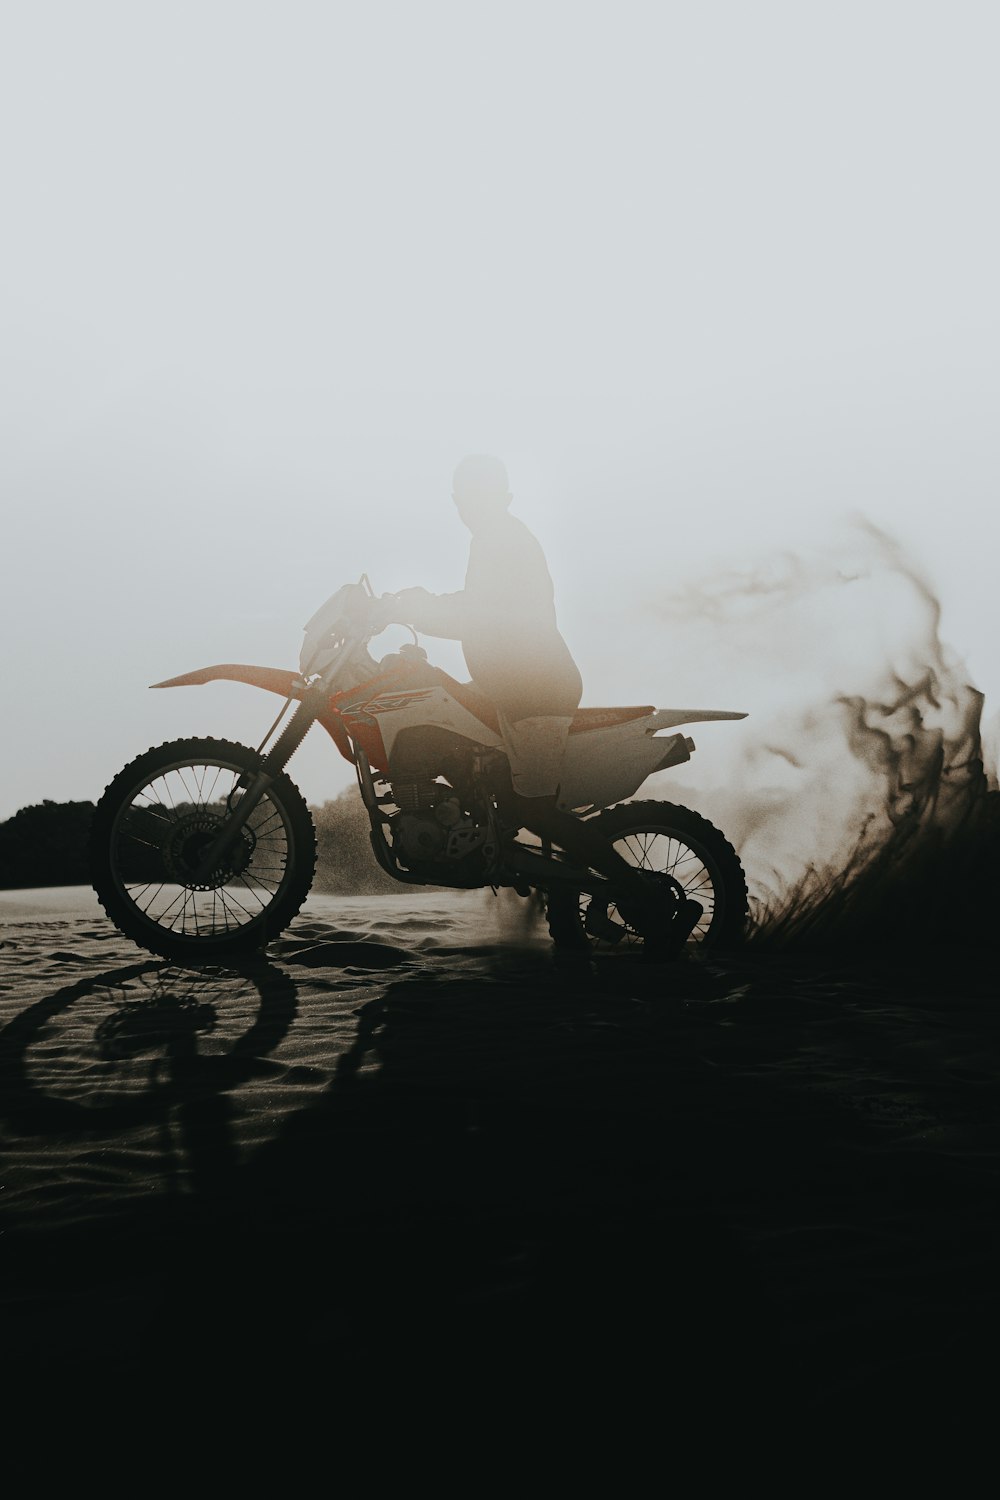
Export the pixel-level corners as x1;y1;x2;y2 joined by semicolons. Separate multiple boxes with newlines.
2;1;998;820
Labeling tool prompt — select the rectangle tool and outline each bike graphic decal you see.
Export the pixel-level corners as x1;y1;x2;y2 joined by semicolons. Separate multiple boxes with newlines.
361;690;435;715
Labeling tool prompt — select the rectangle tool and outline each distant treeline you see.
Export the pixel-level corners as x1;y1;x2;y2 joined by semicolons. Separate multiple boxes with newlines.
0;789;404;894
0;800;97;889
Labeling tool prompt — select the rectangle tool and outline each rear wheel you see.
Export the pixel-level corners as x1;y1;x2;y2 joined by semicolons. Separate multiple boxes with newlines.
549;800;748;953
89;738;316;962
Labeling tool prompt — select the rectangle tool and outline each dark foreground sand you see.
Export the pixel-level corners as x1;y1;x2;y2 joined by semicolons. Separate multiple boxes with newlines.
1;886;997;1438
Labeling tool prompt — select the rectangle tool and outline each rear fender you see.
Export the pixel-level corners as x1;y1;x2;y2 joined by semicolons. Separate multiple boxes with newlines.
150;663;355;763
556;707;747;812
647;709;748;731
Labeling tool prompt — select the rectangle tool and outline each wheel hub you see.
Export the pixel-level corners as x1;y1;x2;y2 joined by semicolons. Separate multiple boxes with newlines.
162;812;256;891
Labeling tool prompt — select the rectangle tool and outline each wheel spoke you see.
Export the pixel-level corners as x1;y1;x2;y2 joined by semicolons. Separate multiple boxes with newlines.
218;886;252;926
133;799;174;826
158;775;179;814
157;887;188;927
175;766;198;807
138;885;171;916
119;833;162;852
238;870;280;895
250;811;283;837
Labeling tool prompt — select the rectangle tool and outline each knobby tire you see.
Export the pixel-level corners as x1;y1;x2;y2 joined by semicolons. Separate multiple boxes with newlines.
89;737;316;962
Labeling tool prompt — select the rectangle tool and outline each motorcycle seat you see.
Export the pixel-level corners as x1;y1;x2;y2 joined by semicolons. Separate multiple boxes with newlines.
442;674;653;735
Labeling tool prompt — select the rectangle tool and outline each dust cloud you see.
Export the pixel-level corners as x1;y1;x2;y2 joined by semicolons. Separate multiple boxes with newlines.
643;519;996;947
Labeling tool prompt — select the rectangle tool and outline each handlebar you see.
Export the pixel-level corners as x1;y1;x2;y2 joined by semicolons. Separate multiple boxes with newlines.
299;583;417;678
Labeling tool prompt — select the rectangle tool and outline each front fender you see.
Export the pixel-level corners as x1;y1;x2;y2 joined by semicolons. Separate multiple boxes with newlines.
150;663;354;763
151;663;302;697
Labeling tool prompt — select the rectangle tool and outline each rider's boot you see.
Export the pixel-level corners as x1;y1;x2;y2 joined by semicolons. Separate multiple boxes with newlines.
652;897;703;961
546;890;591;953
619;884;703;963
584;900;625;944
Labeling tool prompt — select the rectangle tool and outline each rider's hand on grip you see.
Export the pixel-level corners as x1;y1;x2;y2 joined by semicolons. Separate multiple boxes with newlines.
369;592;402;631
380;586;434;627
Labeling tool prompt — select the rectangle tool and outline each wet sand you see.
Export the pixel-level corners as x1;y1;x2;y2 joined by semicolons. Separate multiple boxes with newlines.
1;886;997;1434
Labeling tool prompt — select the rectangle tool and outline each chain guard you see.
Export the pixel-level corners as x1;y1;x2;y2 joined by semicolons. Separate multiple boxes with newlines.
585;870;685;944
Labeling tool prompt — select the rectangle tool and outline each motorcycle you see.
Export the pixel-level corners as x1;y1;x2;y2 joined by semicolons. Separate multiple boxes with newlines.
89;578;750;963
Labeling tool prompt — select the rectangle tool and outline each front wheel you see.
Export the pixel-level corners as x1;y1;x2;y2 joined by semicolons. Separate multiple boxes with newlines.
89;737;316;962
551;800;748;953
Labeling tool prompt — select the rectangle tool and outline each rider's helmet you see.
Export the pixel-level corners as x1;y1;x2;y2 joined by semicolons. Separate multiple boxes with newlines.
452;454;511;528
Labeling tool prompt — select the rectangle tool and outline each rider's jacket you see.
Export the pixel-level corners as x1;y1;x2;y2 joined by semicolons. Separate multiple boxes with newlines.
396;510;582;725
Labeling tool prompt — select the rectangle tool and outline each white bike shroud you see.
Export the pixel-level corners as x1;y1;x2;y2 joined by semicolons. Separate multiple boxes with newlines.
354;684;744;811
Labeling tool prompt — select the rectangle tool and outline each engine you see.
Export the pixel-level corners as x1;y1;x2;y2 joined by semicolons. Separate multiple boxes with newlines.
388;777;487;868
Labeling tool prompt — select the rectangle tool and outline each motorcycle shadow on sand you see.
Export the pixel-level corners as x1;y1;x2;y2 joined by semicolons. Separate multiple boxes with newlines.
166;942;787;1413
0;955;299;1136
0;955;300;1371
0;936;774;1406
6;932;995;1427
128;933;1000;1428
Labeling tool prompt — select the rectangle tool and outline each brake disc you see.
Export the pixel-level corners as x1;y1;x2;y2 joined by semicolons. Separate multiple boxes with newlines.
161;813;257;891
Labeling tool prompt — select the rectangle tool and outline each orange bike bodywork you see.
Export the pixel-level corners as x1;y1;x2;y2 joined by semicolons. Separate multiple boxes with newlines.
151;660;656;778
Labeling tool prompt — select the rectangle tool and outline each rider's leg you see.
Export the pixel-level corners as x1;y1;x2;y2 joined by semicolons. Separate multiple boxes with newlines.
511;793;641;886
509;792;704;954
510;792;692;953
494;709;698;957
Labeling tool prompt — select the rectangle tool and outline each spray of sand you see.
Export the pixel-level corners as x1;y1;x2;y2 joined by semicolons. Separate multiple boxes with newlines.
648;518;996;948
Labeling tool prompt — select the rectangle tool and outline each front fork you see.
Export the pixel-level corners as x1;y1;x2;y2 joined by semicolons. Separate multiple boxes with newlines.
192;685;326;880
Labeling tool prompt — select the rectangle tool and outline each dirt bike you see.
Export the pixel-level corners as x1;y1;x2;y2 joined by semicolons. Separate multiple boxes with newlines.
89;578;750;963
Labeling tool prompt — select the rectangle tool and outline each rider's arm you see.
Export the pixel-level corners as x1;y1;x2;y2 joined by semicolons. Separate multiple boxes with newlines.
382;586;467;639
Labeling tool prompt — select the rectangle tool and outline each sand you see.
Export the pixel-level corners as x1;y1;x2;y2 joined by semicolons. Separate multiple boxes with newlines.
1;884;998;1435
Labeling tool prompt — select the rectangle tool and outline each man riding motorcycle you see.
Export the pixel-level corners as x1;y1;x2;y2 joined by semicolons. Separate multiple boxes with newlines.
376;454;701;957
